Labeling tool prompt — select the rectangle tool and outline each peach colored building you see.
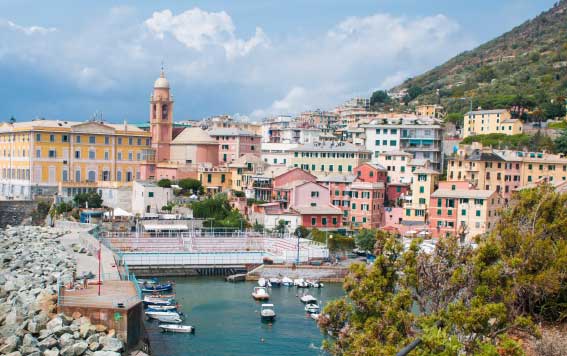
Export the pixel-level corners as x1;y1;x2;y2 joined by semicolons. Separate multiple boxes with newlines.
209;128;261;163
428;181;503;241
170;127;219;166
150;69;173;163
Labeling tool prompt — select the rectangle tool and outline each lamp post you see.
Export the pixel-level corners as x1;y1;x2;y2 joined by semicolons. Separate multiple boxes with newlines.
296;230;301;265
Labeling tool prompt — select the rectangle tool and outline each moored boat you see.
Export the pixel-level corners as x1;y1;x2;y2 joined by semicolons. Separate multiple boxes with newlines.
138;278;159;285
143;296;176;306
258;278;267;287
307;280;324;288
145;311;183;323
269;278;281;286
158;324;195;333
281;277;293;286
305;302;320;314
294;279;309;288
252;287;270;300
310;313;320;321
260;304;276;322
141;283;174;293
299;295;317;304
146;304;178;312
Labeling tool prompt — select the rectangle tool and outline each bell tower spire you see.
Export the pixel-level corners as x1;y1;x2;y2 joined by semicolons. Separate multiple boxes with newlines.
150;67;173;162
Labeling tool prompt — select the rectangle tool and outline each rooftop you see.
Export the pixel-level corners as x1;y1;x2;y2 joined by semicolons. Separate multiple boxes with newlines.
208;128;259;137
466;109;508;115
0;119;147;134
172;127;217;145
291;205;341;215
292;141;370;153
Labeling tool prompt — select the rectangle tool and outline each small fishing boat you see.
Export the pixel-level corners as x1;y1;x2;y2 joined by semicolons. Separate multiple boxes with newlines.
294;279;309;288
258;278;267;287
281;277;293;286
305;302;320;314
299;295;317;304
145;311;183;323
252;287;270;300
269;278;281;286
143;296;176;306
158;324;195;333
141;283;174;293
146;304;178;312
307;280;324;288
137;278;159;285
149;293;176;299
260;304;276;322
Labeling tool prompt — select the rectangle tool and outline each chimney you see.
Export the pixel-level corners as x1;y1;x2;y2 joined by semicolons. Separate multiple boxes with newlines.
124;120;128;132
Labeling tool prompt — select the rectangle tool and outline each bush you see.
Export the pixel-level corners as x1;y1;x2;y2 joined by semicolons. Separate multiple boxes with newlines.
178;178;202;193
54;201;73;214
157;179;172;188
233;190;245;198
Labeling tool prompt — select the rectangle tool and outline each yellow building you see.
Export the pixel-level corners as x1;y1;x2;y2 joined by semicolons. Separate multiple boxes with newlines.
416;104;444;119
404;167;439;223
447;142;567;201
499;118;523;135
463;109;513;138
198;166;232;194
0;119;153;199
290;142;371;175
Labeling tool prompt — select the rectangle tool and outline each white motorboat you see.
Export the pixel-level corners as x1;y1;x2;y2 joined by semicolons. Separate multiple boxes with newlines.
258;278;267;287
146;304;178;312
294;278;309;288
310;313;320;321
269;278;281;286
307;280;324;288
146;311;183;323
145;310;182;320
260;304;276;322
299;295;317;304
252;287;270;300
281;277;293;286
305;302;320;314
143;296;175;306
158;324;195;333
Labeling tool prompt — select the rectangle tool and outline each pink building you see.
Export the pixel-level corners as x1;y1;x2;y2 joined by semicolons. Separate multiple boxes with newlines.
209;128;261;163
354;162;388;184
287;181;342;230
386;183;410;205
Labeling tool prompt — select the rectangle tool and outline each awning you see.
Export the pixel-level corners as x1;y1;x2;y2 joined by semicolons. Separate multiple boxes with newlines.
143;224;188;231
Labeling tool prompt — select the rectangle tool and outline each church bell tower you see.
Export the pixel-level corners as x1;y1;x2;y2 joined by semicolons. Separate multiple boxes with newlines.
150;67;173;162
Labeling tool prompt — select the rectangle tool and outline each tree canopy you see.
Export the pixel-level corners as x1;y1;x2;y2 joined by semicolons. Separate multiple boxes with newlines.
191;194;246;229
178;178;203;194
73;191;103;208
319;185;567;355
157;179;172;188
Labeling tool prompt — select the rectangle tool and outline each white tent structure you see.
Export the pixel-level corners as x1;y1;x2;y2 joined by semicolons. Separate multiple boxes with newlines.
104;207;133;218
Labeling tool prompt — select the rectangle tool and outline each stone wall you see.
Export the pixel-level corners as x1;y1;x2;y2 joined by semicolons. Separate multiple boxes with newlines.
0;200;38;228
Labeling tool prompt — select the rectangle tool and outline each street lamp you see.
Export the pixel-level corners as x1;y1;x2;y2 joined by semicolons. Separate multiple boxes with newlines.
296;230;301;265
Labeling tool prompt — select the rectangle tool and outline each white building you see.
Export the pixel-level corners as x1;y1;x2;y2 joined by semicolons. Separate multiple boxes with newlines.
363;116;444;170
131;181;173;216
98;186;132;211
261;142;296;165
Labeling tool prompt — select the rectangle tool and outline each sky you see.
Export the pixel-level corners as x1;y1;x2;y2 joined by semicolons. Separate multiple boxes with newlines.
0;0;557;123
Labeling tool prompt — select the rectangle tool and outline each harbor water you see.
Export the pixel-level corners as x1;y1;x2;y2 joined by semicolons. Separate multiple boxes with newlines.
145;277;345;356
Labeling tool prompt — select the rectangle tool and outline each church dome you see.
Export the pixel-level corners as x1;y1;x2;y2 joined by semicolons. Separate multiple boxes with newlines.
154;69;169;89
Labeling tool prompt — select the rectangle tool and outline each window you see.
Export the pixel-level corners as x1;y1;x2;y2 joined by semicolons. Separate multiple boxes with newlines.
118;137;122;145
437;209;442;215
128;137;133;145
447;199;455;208
89;136;95;144
311;217;316;226
137;138;142;146
117;171;122;181
329;165;334;172
62;135;69;142
419;186;424;193
311;191;319;197
75;170;81;182
128;152;133;160
50;134;55;142
322;218;327;226
406;209;411;216
207;174;212;183
221;174;226;183
89;150;95;160
451;184;456;191
448;210;452;216
351;203;356;210
48;149;56;158
36;133;41;142
104;151;109;160
36;149;41;158
74;150;80;159
117;152;122;161
76;135;81;143
104;136;110;145
390;140;396;146
462;209;466;216
419;198;426;204
437;198;442;207
332;217;337;225
476;210;481;217
148;192;154;198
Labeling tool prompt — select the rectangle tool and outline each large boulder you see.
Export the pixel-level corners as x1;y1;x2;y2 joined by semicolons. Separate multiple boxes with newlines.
98;337;123;352
58;333;74;348
60;341;88;356
43;349;60;356
93;352;121;356
0;335;20;354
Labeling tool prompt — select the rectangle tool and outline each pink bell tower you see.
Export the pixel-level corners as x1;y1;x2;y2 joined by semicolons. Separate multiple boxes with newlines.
150;66;173;162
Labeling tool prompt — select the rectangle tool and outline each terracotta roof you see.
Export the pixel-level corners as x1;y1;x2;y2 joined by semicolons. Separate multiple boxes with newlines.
291;205;341;215
208;128;259;137
172;127;217;144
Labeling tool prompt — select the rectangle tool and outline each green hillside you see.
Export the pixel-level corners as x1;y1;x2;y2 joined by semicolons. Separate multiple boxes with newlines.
387;0;567;121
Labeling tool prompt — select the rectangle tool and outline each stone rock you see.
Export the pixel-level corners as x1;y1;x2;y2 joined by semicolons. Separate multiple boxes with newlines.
0;335;20;354
58;333;74;348
87;342;100;351
5;351;22;356
106;330;114;338
85;335;99;345
46;317;63;332
93;325;106;333
93;352;120;356
60;341;87;356
19;345;40;355
79;323;91;339
23;334;38;347
98;337;123;352
38;336;58;349
43;349;60;356
71;312;81;320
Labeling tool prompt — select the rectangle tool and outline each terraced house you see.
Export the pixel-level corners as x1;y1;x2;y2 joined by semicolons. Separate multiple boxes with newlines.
0;119;153;199
289;141;371;175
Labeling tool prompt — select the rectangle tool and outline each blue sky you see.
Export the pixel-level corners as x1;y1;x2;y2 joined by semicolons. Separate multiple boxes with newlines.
0;0;556;123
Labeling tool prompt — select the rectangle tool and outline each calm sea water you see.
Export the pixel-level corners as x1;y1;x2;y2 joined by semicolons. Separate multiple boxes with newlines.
144;277;345;356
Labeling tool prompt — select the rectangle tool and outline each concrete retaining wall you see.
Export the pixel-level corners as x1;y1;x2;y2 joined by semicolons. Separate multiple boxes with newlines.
247;264;349;282
0;200;38;227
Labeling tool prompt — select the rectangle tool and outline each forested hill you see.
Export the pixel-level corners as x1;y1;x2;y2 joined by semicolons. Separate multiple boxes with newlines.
390;0;567;117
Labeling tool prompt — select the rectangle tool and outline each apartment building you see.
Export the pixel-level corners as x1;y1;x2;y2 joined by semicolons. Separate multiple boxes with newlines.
403;167;440;225
463;109;516;138
209;128;261;163
447;143;567;201
364;116;444;170
416;104;444;119
261;142;296;165
428;181;503;241
290;142;371;175
0;119;153;199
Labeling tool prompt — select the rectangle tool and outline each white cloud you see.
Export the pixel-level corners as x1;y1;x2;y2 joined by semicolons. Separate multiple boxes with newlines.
145;8;268;59
0;20;56;35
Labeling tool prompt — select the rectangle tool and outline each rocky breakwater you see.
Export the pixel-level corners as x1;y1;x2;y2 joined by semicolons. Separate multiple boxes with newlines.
0;226;126;356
